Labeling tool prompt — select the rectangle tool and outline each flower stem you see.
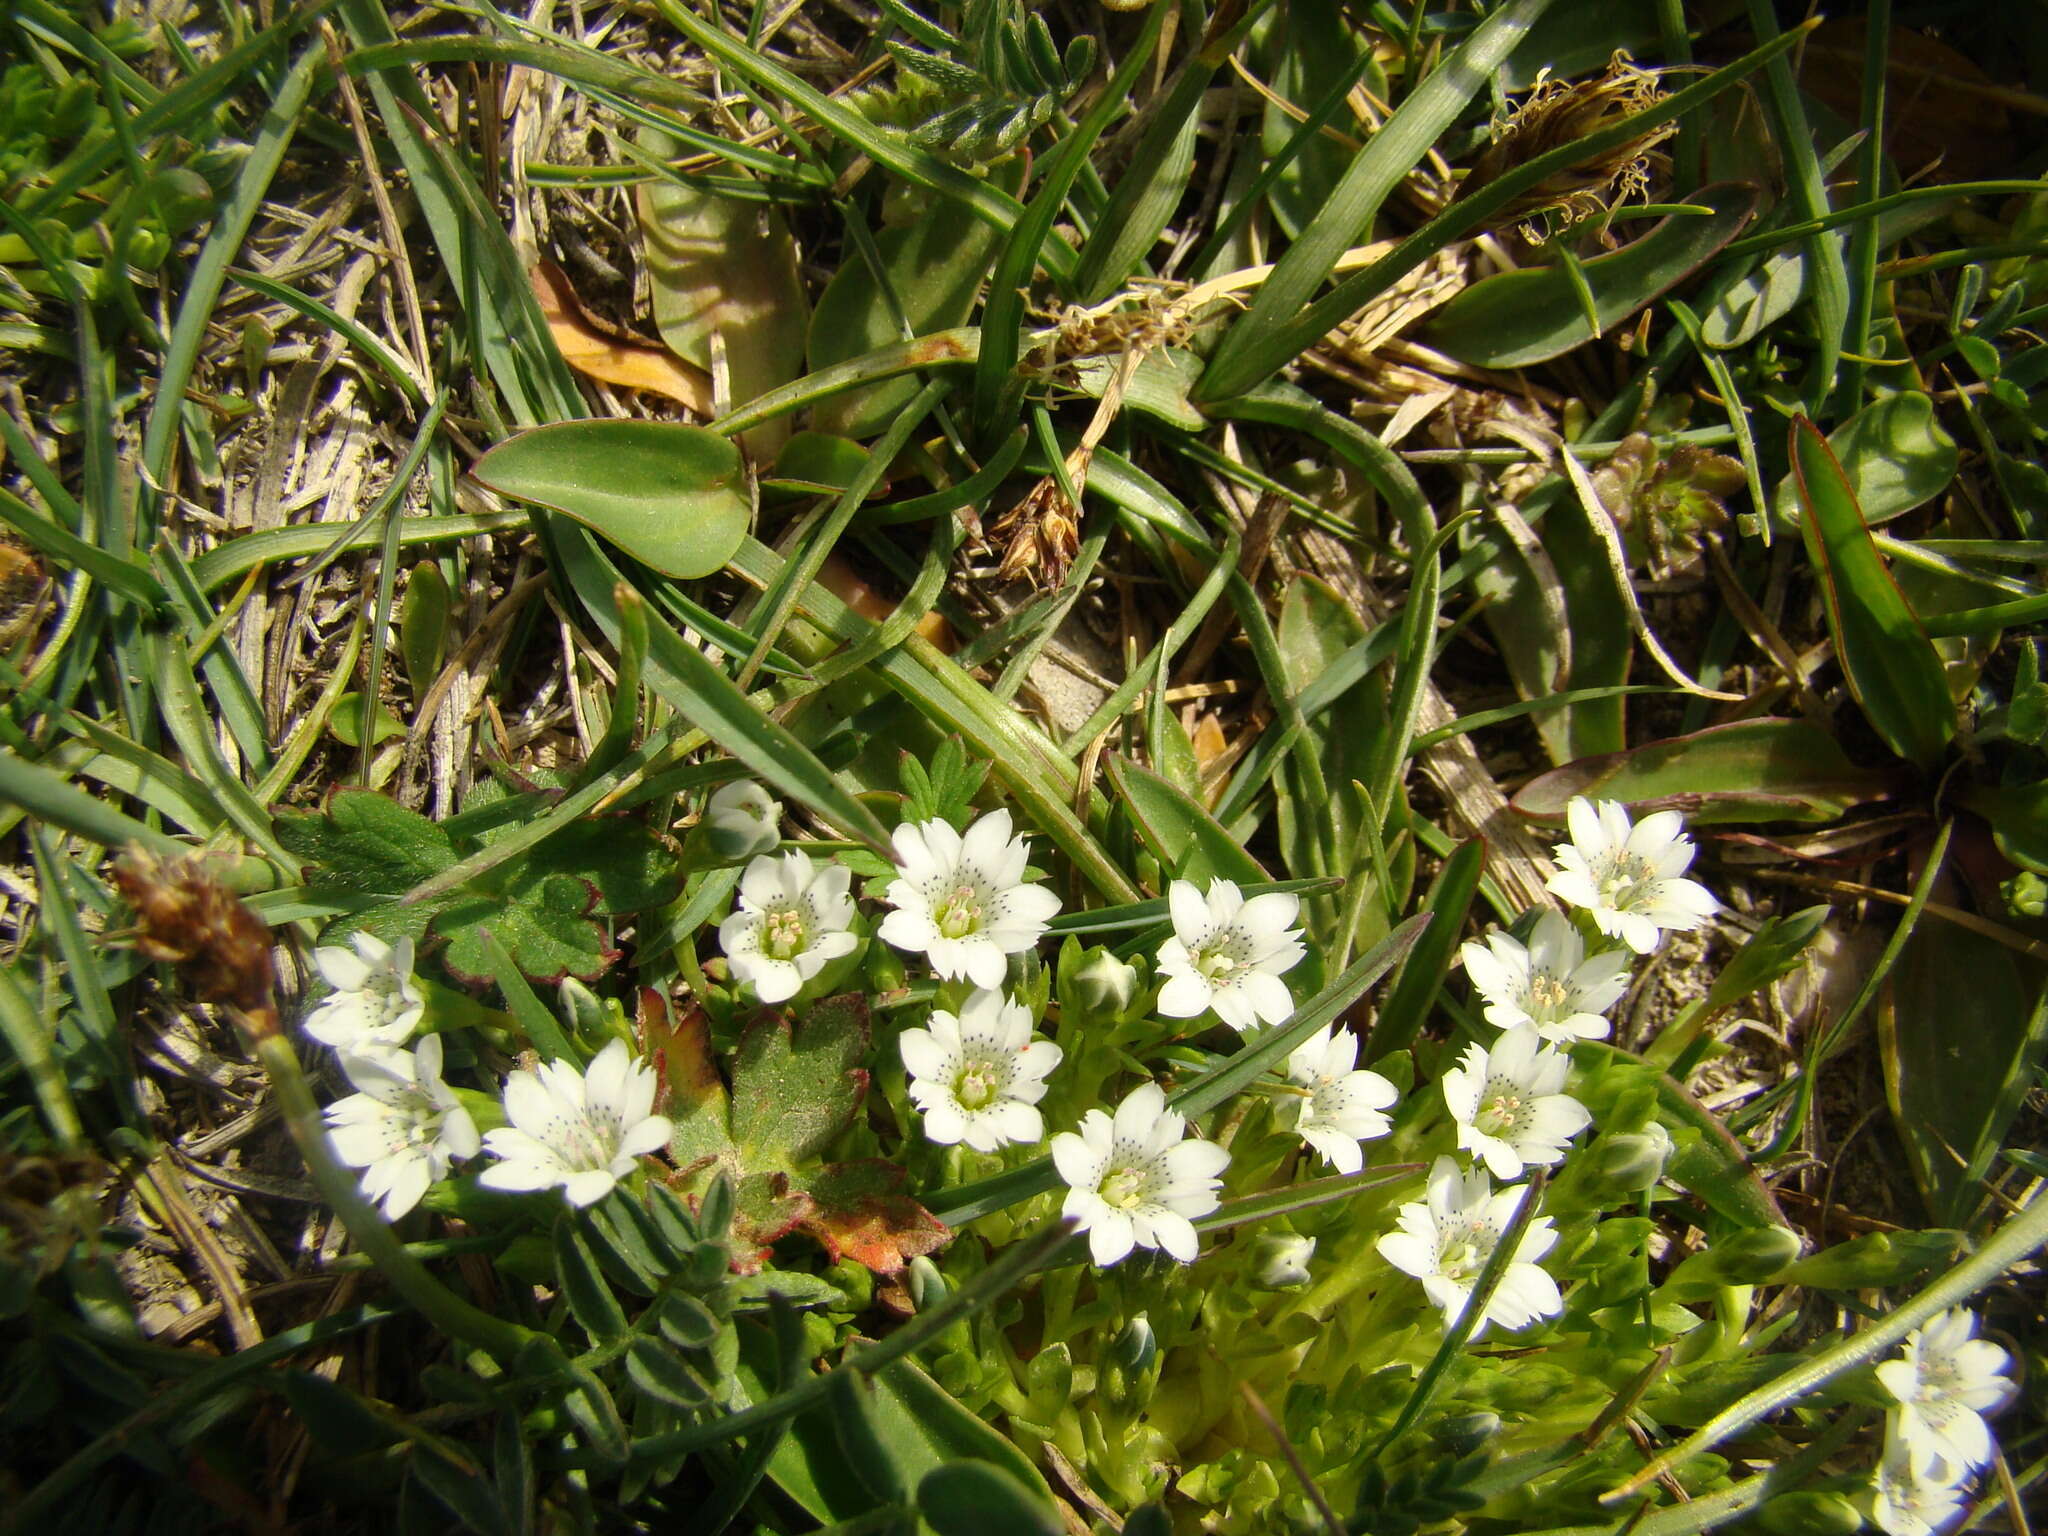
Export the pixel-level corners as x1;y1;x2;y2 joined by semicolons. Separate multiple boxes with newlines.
248;1022;538;1366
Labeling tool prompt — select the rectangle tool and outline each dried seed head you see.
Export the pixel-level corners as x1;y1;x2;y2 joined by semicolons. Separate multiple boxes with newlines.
1462;52;1675;240
987;477;1080;588
112;845;278;1023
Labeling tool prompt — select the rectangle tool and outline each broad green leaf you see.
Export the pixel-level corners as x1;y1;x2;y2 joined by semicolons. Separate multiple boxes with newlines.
1883;921;2048;1227
730;994;870;1171
738;1341;1056;1527
806;166;1017;438
1702;249;1806;348
1424;183;1758;368
328;692;406;748
1105;753;1269;885
1789;416;1956;769
400;560;450;693
919;1462;1063;1536
765;432;871;498
434;871;616;986
638;132;808;456
1067;347;1205;432
1510;719;1896;826
471;420;750;579
1770;392;1957;529
1959;781;2048;874
274;788;456;894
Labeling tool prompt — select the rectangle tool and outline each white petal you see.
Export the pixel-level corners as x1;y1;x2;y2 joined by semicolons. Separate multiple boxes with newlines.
562;1169;617;1207
1086;1209;1135;1266
1155;971;1211;1019
1167;880;1210;941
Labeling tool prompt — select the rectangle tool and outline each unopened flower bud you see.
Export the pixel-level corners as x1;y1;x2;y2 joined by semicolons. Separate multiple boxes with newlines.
907;1255;950;1312
704;780;782;860
1714;1224;1804;1281
1592;1124;1673;1193
1436;1412;1500;1455
1755;1490;1862;1536
1110;1315;1157;1373
1249;1232;1317;1289
1068;947;1140;1017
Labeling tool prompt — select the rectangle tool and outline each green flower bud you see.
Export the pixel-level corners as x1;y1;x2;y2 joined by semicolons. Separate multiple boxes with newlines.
2004;870;2048;919
907;1255;950;1312
1249;1232;1317;1289
1592;1124;1673;1193
1436;1412;1501;1455
704;780;782;860
1755;1490;1863;1536
1110;1314;1157;1373
1069;947;1140;1017
1713;1224;1804;1282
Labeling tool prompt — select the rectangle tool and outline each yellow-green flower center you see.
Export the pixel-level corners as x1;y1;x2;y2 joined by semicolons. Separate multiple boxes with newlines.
1527;972;1570;1013
762;907;807;961
954;1062;1000;1111
1100;1166;1148;1209
935;883;985;939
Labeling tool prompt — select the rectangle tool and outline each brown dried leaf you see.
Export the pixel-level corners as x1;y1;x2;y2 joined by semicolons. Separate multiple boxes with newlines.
530;261;712;412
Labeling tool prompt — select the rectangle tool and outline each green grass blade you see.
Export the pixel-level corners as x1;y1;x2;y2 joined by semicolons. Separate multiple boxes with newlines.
1196;0;1555;401
1194;21;1813;402
971;1;1168;439
0;748;187;855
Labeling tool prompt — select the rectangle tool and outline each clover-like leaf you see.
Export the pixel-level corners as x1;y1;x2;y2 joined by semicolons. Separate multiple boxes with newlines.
434;870;616;986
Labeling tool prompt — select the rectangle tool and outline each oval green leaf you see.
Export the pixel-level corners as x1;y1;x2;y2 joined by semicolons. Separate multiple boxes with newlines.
1770;392;1957;530
1105;753;1270;885
1511;718;1897;826
471;420;750;579
1424;182;1760;368
1789;415;1957;770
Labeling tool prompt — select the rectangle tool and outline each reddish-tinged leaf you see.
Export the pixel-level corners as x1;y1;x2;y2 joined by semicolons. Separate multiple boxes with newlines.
643;993;735;1171
798;1160;950;1276
730;1170;816;1273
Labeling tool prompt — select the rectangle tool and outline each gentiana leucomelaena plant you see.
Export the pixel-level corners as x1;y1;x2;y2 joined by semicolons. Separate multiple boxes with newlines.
110;759;2034;1536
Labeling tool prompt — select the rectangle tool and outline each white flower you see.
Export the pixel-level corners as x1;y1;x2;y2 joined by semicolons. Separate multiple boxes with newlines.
1441;1026;1592;1180
1546;798;1719;954
1052;1082;1230;1267
1285;1024;1398;1175
1876;1307;2014;1473
1375;1155;1562;1337
878;810;1061;989
718;851;859;1005
303;932;425;1051
324;1035;480;1219
1461;909;1630;1043
1155;878;1306;1031
900;990;1062;1152
705;780;782;860
1869;1416;1970;1536
478;1039;673;1208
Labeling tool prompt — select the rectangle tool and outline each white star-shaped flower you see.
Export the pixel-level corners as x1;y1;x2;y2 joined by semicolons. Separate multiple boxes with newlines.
718;851;859;1005
1051;1082;1230;1267
1876;1307;2014;1474
1869;1416;1970;1536
324;1035;480;1220
899;989;1062;1152
303;932;425;1051
1545;798;1719;954
1461;909;1630;1044
878;810;1061;989
1441;1026;1592;1180
1375;1155;1562;1337
479;1039;673;1208
1155;878;1306;1032
1285;1024;1398;1175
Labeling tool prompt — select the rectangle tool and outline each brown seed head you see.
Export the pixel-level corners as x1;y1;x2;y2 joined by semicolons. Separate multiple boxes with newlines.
112;845;278;1019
